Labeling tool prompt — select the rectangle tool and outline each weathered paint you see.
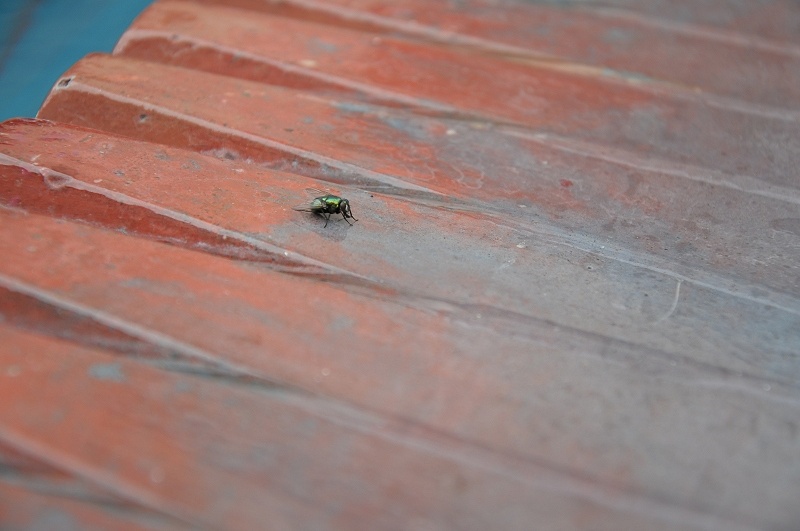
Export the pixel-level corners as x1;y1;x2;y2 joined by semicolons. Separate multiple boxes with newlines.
2;0;800;529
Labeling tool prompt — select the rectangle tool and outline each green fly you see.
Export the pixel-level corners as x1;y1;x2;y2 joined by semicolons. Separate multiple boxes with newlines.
293;187;358;228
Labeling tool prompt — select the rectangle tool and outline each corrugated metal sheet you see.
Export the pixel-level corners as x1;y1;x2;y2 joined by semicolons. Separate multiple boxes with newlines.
1;0;799;529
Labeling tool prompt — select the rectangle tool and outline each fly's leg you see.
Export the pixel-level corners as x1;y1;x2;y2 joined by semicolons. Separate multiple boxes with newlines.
323;212;331;228
343;212;354;226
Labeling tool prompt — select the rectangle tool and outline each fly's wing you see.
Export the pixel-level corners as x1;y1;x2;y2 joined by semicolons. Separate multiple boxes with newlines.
292;196;325;212
304;187;338;198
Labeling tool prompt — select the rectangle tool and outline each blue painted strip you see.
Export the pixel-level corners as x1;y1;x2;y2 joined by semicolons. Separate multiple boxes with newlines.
0;0;152;122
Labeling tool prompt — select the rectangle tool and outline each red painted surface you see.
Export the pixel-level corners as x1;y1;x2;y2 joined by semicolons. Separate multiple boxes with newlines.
2;0;800;529
113;1;800;186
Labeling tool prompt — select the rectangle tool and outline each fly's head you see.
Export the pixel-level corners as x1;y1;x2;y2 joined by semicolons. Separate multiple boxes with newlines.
340;199;357;221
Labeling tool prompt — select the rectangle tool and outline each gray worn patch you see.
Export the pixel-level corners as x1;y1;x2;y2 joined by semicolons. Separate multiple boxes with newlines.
88;362;126;382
